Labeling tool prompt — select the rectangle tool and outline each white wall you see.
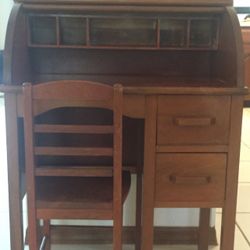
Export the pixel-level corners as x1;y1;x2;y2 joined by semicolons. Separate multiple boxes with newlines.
234;0;250;6
0;0;13;50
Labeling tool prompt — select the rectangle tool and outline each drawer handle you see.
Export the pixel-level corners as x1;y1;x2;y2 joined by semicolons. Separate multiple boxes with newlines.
174;117;215;127
169;175;212;185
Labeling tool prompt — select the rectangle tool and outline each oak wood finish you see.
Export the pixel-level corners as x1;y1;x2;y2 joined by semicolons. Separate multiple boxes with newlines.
157;96;231;145
198;208;211;250
15;0;233;6
23;81;130;250
155;153;226;206
242;27;250;101
2;2;245;250
141;96;157;250
220;96;243;250
26;225;218;245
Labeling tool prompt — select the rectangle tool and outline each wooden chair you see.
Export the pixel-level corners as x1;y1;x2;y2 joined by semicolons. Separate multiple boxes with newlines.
23;80;131;250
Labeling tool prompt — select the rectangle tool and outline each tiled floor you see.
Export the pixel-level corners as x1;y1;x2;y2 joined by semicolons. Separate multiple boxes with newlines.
1;97;250;250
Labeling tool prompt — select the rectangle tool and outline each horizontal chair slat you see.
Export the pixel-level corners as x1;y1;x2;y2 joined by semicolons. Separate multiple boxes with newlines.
34;124;114;134
35;166;113;177
35;147;113;156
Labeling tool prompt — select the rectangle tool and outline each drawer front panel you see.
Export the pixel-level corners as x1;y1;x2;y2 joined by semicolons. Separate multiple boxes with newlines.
242;29;250;45
155;153;226;204
157;96;230;145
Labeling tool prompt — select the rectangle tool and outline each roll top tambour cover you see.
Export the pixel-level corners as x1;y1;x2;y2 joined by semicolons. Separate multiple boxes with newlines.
15;0;232;6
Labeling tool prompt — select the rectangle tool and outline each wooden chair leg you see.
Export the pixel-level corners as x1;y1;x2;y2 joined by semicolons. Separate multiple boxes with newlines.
198;208;210;250
43;220;51;250
113;206;122;250
135;172;142;250
28;218;39;250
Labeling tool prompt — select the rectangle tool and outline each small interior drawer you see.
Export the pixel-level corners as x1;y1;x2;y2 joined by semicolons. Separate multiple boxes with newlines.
155;153;226;205
157;95;230;145
242;28;250;44
244;44;250;55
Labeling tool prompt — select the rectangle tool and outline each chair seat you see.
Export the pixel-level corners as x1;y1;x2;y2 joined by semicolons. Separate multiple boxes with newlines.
36;171;131;213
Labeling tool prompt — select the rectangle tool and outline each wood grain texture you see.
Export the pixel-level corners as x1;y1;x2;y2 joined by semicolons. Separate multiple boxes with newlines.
242;27;250;101
220;96;244;250
16;0;233;6
25;225;218;245
4;93;25;250
141;96;157;250
198;208;210;250
155;153;226;205
23;81;130;250
24;83;39;250
157;95;231;145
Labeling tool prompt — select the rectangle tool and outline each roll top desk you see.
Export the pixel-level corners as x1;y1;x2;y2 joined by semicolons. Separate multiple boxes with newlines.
2;0;247;249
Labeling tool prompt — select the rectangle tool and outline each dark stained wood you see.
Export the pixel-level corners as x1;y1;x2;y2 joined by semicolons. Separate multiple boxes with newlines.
34;146;114;156
141;96;157;250
16;0;233;6
3;2;245;250
198;208;210;250
43;220;51;250
34;124;114;134
26;225;218;245
24;83;39;250
157;95;231;145
156;145;228;153
4;93;25;250
220;96;244;250
242;27;250;101
113;84;123;250
23;81;130;250
4;4;31;85
154;153;226;205
35;166;113;176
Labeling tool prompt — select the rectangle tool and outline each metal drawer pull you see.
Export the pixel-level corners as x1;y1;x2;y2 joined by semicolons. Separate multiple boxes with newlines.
169;175;212;185
174;117;215;127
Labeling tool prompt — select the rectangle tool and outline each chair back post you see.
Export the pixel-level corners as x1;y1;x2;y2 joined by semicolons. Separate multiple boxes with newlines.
113;84;123;250
23;82;39;249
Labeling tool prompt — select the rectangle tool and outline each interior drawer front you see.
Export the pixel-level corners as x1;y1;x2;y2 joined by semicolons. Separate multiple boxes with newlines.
242;29;250;44
155;153;226;204
157;96;230;145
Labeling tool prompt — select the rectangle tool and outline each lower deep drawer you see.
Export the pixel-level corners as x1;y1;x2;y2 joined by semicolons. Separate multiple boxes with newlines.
155;153;226;206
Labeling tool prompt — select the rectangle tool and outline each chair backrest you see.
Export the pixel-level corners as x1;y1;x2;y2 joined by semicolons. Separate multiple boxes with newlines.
23;80;123;200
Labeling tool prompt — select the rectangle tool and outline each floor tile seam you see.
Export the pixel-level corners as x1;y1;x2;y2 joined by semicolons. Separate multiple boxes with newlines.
241;140;250;149
235;221;250;247
240;160;250;163
241;141;250;149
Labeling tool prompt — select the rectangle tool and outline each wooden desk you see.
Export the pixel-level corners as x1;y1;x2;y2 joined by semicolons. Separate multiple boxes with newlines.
242;26;250;101
2;1;246;250
1;84;246;250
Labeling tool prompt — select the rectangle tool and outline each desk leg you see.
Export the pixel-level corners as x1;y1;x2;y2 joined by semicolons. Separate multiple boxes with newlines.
198;208;210;250
141;96;157;250
220;96;243;250
135;173;142;250
5;94;24;250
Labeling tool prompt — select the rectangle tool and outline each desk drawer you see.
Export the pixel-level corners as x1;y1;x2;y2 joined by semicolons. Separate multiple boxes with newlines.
155;153;226;205
157;96;230;145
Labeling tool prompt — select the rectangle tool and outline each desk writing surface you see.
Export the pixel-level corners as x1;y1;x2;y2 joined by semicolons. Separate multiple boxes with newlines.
15;0;233;6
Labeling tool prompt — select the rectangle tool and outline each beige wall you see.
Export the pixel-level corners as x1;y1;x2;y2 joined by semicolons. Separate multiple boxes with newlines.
0;0;13;50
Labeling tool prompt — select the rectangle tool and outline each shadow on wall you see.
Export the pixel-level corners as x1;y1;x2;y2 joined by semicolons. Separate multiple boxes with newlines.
0;50;3;82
